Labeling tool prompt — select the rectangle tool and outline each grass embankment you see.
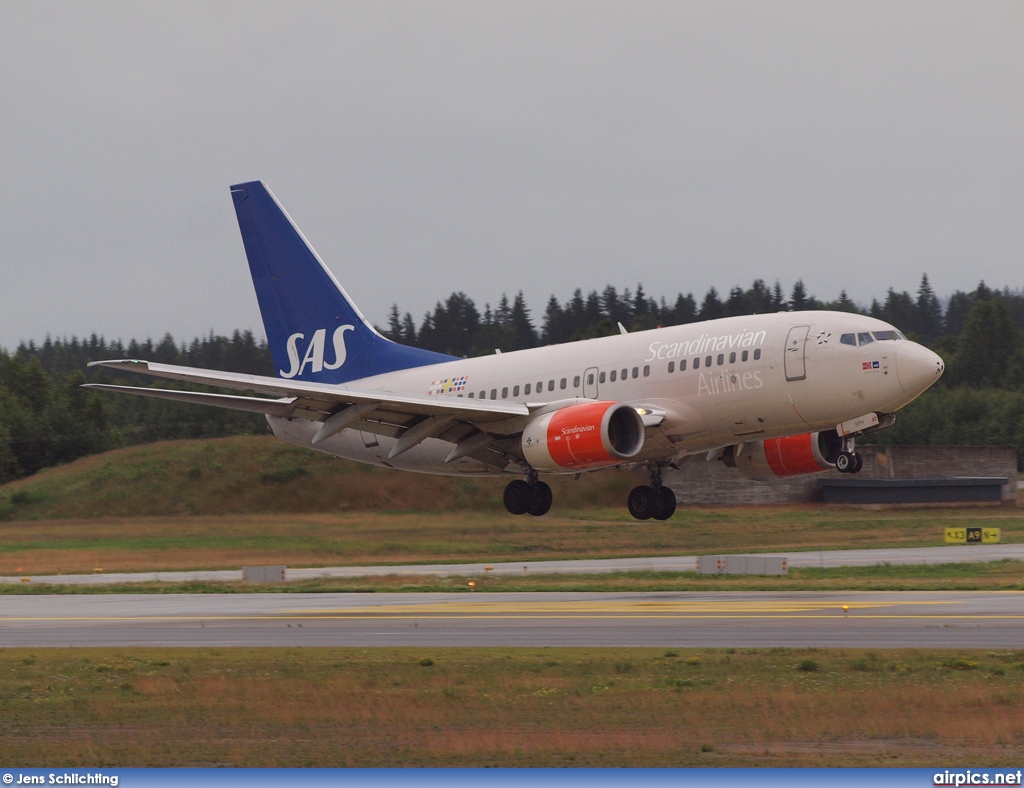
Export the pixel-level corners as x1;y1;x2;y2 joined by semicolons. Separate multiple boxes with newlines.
2;647;1022;767
0;435;631;519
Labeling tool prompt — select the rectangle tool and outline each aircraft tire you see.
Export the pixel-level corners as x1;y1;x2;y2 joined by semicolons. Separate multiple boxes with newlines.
527;481;553;517
627;485;657;520
851;453;863;474
835;452;854;473
504;480;534;515
652;487;677;520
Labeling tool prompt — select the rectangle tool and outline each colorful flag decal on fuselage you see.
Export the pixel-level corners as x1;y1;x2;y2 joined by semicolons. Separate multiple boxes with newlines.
428;376;468;395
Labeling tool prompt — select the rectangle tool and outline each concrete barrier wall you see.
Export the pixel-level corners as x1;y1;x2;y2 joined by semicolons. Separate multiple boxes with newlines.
662;445;1017;505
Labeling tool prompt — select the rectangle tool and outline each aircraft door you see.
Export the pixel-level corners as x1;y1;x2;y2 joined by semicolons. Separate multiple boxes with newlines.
784;326;809;381
582;367;599;399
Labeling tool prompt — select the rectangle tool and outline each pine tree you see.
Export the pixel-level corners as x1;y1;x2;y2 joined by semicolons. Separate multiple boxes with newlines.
829;290;859;314
495;294;512;326
790;280;808;311
509;292;537;349
672;293;697;324
602;285;630;325
952;296;1018;387
386;304;402;340
541;295;566;344
881;288;917;335
725;286;747;317
632;284;649;321
746;279;772;314
699;287;724;321
400;312;417;345
915;274;943;343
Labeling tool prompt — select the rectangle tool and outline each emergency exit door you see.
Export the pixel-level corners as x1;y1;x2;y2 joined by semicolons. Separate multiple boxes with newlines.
784;326;809;381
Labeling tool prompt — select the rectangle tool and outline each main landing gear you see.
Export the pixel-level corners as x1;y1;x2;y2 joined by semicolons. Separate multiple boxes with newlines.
627;466;676;521
835;438;863;474
502;466;676;520
503;478;553;517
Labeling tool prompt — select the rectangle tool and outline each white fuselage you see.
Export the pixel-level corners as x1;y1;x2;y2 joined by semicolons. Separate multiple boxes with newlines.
268;310;942;476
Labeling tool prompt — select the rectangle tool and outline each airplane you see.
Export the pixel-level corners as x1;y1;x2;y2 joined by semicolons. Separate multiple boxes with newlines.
85;181;945;520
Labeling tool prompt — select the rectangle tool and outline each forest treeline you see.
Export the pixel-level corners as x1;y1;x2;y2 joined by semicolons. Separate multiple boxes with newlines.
0;331;272;483
2;275;1024;483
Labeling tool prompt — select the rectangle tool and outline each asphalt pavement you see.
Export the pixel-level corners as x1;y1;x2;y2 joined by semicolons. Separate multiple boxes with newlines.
3;590;1022;648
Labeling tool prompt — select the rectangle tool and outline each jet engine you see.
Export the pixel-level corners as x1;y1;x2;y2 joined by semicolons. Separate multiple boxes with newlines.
522;401;645;472
723;430;842;480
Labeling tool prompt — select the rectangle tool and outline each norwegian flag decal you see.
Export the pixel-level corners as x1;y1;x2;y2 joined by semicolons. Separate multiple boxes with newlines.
428;375;468;395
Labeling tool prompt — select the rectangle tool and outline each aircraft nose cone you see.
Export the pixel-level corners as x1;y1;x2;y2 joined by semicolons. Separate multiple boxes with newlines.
896;342;944;397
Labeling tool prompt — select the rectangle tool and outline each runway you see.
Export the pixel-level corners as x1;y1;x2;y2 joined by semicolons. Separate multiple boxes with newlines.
3;591;1022;648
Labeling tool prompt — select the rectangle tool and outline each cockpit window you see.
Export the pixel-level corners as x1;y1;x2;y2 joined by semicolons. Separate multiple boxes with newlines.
857;332;874;346
840;333;856;346
872;330;902;341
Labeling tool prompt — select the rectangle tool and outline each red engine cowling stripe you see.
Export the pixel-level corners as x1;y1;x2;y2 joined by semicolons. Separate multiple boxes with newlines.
764;434;826;477
546;401;616;470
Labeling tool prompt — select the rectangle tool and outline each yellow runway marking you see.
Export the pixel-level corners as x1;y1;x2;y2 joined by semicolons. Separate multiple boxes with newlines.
4;613;1024;622
4;596;1022;623
286;599;960;615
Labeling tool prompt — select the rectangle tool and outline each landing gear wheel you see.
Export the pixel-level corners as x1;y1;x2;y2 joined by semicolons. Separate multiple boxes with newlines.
850;453;863;474
652;487;677;520
835;451;855;473
627;485;658;520
527;481;553;517
503;480;534;515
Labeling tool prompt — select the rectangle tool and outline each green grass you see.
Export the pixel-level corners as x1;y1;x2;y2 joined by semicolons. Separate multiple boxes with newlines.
2;498;1023;586
1;647;1022;766
4;561;1023;595
0;507;1021;578
0;507;1019;573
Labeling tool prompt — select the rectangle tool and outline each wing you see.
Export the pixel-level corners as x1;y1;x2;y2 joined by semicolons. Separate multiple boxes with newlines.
84;359;533;461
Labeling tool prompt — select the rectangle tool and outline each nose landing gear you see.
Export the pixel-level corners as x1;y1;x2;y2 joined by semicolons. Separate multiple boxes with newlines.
835;437;863;474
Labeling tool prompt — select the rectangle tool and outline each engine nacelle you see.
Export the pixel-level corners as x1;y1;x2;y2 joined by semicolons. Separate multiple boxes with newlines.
522;401;645;472
723;430;842;480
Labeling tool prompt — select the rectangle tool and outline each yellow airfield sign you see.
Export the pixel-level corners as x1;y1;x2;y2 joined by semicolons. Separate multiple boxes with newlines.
944;527;1001;544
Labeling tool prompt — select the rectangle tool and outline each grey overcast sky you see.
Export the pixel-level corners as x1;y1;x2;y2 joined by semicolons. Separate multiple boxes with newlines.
1;1;1022;349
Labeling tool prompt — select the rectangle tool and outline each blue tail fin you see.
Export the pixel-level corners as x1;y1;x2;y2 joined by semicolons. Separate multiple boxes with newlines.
230;181;456;384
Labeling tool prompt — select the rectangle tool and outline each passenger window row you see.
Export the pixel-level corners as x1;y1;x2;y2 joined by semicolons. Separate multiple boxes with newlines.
666;348;761;373
459;345;769;399
463;363;659;400
595;366;650;385
466;377;568;400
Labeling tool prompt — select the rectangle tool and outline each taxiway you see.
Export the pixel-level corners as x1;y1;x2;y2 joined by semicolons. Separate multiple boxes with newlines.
3;543;1023;586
